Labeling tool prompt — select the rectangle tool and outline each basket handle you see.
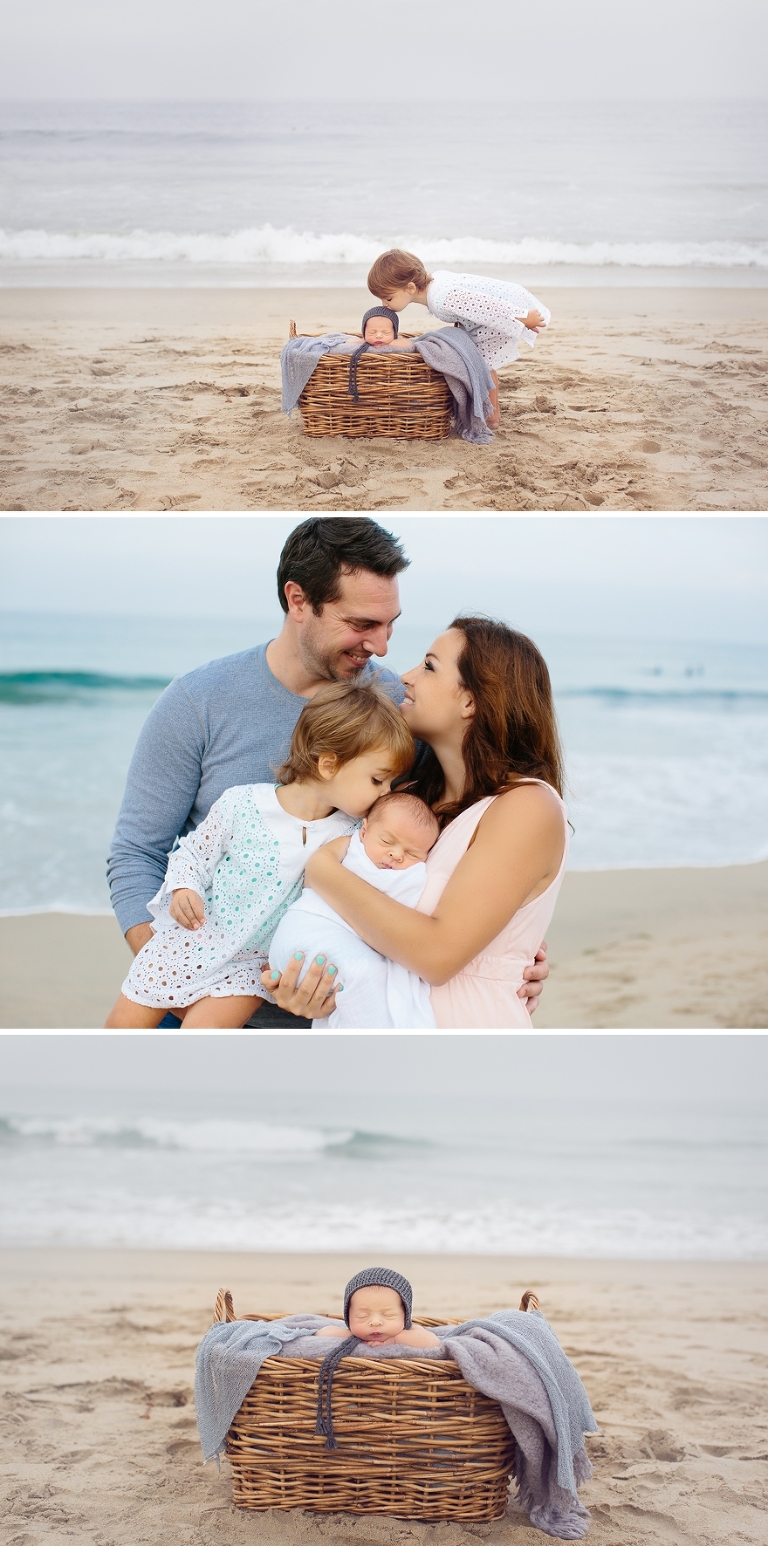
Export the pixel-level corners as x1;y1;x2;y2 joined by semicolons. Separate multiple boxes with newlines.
214;1287;236;1323
214;1288;539;1321
289;319;297;337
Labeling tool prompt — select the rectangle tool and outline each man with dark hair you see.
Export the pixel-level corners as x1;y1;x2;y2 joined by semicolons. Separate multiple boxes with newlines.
107;516;547;1026
275;516;409;617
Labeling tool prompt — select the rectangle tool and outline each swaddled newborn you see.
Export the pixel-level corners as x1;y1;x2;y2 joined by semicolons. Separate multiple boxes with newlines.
268;791;439;1028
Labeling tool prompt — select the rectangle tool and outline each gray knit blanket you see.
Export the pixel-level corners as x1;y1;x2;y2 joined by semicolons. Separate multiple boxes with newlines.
280;329;494;443
195;1310;597;1539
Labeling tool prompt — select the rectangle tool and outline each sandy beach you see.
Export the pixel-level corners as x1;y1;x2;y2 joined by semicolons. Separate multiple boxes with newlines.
1;858;765;1029
0;1246;765;1546
1;286;767;512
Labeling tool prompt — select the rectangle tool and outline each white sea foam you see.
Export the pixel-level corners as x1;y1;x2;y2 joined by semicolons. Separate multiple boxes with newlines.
2;226;767;270
0;1193;765;1260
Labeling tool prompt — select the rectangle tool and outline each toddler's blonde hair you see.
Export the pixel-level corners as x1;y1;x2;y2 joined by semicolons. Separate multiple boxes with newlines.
276;682;415;786
367;249;433;299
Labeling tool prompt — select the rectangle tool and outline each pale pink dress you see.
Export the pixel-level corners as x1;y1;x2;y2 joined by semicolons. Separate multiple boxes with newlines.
415;780;569;1029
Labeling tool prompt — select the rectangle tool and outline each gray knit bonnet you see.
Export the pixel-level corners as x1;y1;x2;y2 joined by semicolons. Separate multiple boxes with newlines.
361;305;400;340
343;1266;413;1328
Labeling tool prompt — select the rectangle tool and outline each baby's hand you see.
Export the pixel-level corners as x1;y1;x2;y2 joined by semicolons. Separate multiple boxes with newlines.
521;309;547;332
170;888;206;930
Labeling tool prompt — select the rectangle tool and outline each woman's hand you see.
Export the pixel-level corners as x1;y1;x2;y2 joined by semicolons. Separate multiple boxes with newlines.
170;888;205;930
260;953;341;1020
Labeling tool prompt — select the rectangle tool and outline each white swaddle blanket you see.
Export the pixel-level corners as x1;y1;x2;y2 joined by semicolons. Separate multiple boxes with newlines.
268;830;435;1029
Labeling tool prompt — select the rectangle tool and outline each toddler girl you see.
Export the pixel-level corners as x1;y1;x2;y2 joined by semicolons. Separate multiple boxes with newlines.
268;790;439;1028
105;683;415;1029
367;248;550;428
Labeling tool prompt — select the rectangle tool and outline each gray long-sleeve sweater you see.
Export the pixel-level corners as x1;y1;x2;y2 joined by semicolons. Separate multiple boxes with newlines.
107;642;402;936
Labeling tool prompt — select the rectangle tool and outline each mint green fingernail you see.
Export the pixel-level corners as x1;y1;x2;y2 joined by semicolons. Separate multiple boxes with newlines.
294;952;304;961
316;955;325;965
271;971;279;981
328;965;337;976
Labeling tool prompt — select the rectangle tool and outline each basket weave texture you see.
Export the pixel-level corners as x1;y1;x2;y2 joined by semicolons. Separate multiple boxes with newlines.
214;1290;538;1520
289;321;453;440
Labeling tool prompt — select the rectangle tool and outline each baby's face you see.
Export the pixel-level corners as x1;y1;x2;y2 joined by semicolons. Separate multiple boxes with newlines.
361;806;435;869
348;1285;405;1344
364;317;396;347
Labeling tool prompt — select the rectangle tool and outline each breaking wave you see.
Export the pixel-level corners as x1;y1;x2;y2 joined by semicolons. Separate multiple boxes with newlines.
0;670;171;704
2;226;767;269
0;1114;425;1157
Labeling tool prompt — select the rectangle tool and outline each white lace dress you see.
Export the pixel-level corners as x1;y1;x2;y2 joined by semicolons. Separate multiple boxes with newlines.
122;783;356;1008
427;270;550;370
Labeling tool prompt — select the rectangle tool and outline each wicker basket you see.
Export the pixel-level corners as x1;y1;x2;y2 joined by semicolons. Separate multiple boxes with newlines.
289;320;453;440
214;1288;539;1520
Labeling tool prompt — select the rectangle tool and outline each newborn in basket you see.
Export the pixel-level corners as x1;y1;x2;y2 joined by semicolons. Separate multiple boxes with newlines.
316;1267;439;1349
343;305;412;352
268;791;438;1028
343;305;414;402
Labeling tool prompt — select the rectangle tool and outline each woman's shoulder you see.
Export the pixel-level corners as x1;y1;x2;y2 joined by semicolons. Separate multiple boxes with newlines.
479;780;565;832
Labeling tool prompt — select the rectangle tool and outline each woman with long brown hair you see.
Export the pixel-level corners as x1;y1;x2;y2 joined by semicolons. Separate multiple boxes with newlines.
264;617;568;1029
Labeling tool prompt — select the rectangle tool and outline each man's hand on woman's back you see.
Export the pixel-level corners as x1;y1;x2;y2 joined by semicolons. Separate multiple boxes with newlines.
518;942;548;1012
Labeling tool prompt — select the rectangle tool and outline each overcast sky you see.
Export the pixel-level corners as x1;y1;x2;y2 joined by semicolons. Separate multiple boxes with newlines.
3;0;767;101
0;1033;765;1103
1;515;766;648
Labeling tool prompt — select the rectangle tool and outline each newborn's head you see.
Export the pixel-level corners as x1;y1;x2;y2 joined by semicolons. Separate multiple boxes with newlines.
362;305;399;348
360;791;439;869
344;1267;413;1344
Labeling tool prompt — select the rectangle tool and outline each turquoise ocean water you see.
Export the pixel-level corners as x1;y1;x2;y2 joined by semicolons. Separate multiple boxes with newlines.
1;611;767;915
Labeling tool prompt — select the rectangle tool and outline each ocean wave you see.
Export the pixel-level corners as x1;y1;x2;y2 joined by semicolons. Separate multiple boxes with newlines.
0;670;171;703
1;226;766;269
4;672;766;709
559;686;768;705
0;1192;764;1259
0;1114;425;1157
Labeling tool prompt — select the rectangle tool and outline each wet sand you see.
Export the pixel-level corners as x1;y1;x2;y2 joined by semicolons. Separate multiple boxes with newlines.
1;858;765;1028
1;286;767;511
1;1247;765;1546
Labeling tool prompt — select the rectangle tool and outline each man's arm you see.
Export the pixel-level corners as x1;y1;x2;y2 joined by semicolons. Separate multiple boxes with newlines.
107;678;207;942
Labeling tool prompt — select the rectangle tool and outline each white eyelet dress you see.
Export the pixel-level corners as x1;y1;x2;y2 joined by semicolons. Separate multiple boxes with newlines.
427;270;551;370
122;784;356;1009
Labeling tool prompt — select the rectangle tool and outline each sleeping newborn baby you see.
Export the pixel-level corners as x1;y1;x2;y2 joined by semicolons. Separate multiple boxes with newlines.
345;305;412;351
344;305;414;401
311;1267;440;1449
316;1267;440;1349
268;791;439;1028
